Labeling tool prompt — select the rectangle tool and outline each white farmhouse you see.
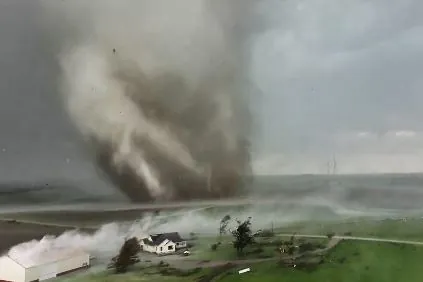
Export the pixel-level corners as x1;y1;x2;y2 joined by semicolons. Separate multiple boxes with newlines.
0;248;90;282
139;232;187;255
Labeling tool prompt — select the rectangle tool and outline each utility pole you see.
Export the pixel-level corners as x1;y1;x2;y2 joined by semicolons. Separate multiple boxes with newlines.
333;155;337;175
207;166;212;192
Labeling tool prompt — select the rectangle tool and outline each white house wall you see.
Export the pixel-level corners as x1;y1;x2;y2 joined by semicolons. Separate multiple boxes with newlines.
57;253;89;275
142;244;156;253
176;241;187;249
0;256;25;282
156;241;176;255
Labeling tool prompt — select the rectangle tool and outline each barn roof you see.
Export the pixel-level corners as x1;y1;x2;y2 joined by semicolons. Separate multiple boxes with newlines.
7;248;89;268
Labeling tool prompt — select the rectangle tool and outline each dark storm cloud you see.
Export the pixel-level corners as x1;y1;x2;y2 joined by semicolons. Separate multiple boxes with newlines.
0;1;115;193
2;0;423;178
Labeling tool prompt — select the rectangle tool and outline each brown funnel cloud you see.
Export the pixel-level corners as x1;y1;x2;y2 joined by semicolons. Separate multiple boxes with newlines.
43;0;259;202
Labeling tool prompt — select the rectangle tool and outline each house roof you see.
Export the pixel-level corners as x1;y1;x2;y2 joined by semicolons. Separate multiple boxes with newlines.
142;238;155;246
147;232;184;246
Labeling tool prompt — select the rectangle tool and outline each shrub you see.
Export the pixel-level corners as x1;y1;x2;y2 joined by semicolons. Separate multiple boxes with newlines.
326;232;335;239
338;257;347;263
211;243;218;251
158;261;169;267
283;240;293;246
299;242;316;253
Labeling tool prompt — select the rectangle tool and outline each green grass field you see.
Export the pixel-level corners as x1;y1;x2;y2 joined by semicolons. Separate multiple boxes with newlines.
274;218;423;241
216;240;423;282
62;240;423;282
190;236;328;261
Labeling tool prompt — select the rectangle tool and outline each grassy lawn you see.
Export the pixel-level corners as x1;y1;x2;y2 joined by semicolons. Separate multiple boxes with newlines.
275;218;423;241
216;240;423;282
58;229;423;282
59;263;211;282
189;235;278;261
190;235;327;261
192;242;277;261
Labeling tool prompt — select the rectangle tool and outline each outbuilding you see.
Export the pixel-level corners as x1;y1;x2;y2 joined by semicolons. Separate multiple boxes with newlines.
0;248;90;282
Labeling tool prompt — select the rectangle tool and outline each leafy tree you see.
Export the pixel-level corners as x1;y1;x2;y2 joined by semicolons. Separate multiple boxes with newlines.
231;217;254;256
219;214;231;240
112;237;141;273
287;245;296;256
287;245;296;266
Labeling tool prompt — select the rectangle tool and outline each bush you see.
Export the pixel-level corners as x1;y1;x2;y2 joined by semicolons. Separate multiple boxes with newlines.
326;232;335;239
299;242;316;253
338;257;347;264
158;261;169;267
282;240;293;246
211;243;218;251
287;246;296;255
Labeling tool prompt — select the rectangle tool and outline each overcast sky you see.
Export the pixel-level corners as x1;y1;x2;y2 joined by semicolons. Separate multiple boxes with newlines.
252;0;423;174
1;0;423;182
